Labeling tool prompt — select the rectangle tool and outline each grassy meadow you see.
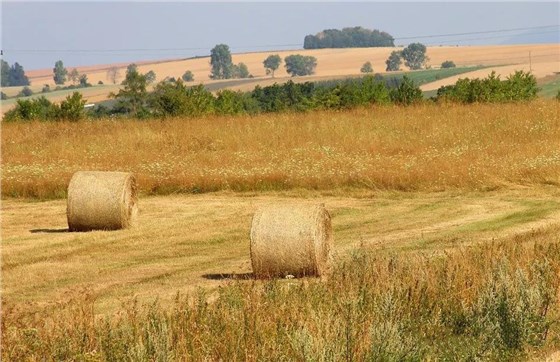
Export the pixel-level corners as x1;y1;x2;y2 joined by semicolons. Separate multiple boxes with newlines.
2;99;560;360
2;100;560;199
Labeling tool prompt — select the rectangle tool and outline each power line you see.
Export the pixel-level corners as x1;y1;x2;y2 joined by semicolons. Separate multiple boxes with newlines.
394;24;559;40
3;25;558;55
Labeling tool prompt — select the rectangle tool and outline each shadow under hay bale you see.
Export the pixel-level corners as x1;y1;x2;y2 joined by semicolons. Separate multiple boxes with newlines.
67;171;138;232
250;203;333;278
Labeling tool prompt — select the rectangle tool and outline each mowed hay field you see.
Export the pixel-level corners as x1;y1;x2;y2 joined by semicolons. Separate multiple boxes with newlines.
3;101;560;359
3;43;558;102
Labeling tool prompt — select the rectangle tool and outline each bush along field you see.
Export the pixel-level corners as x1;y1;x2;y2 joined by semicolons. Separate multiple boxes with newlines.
3;227;559;361
3;69;541;122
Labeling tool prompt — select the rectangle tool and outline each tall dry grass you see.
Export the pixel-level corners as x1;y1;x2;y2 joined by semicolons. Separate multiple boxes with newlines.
3;226;559;361
2;100;559;198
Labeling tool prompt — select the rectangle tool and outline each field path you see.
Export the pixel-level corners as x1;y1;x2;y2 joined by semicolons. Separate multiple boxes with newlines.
2;188;559;313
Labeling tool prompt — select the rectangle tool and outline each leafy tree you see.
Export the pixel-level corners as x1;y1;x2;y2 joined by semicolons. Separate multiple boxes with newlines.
263;54;282;77
1;91;8;100
284;55;317;77
53;60;68;85
59;92;86;121
385;51;402;71
106;67;121;84
79;74;89;87
1;60;10;86
303;27;394;49
145;70;156;84
441;60;456;69
18;86;33;97
360;61;373;73
210;44;234;79
110;66;148;116
390;75;423;105
9;62;30;86
401;43;429;70
68;68;79;85
127;63;138;74
233;62;251;79
182;70;194;82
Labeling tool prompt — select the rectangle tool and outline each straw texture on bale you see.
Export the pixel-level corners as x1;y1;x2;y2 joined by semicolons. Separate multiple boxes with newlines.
67;171;138;231
250;203;333;278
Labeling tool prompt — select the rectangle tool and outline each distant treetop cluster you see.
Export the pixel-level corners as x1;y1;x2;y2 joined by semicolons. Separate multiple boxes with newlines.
304;26;395;49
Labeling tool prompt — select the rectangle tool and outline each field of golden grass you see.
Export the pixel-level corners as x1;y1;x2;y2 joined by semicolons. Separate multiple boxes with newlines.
3;101;559;199
2;101;560;359
3;44;557;106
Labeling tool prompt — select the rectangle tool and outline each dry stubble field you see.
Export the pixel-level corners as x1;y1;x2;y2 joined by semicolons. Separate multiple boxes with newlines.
2;100;560;359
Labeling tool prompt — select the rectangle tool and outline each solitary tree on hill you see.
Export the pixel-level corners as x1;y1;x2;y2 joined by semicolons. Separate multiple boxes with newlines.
401;43;429;70
106;66;121;84
284;55;317;77
360;61;373;73
53;60;68;85
385;51;402;71
210;44;234;79
263;54;282;78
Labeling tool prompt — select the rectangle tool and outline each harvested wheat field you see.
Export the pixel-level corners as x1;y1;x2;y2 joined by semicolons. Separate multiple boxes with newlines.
3;43;557;106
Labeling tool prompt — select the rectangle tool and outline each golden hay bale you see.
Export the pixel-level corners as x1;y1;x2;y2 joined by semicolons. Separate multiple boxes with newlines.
67;171;138;231
250;203;333;278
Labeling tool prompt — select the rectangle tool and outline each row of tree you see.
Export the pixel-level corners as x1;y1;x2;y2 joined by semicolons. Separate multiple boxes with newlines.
304;27;395;49
1;60;30;87
4;69;539;122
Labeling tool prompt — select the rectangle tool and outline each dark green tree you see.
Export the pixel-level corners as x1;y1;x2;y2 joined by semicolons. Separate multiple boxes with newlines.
390;75;423;105
18;86;33;97
145;70;157;84
111;66;148;116
401;43;429;70
53;60;68;85
284;55;317;77
79;74;89;87
210;44;234;79
182;70;194;82
1;60;10;86
232;62;250;79
59;92;86;121
441;60;456;69
9;62;30;86
360;61;373;73
263;54;282;77
385;51;402;71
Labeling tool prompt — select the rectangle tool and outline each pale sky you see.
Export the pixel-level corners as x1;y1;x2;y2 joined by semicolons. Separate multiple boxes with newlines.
1;1;559;70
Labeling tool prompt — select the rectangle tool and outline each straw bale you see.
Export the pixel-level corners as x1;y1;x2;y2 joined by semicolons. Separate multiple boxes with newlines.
250;203;333;278
67;171;137;231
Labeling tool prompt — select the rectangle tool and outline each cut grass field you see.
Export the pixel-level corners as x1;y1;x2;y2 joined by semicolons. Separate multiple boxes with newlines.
2;100;560;360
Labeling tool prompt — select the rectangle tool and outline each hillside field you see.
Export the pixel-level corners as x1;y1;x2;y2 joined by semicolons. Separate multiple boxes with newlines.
1;44;558;112
2;98;560;360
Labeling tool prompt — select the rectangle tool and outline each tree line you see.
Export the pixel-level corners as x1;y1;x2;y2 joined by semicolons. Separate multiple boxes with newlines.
304;26;395;49
4;67;539;122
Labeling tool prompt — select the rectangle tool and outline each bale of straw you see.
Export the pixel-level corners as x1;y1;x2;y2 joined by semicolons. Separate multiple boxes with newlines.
67;171;138;231
250;203;333;278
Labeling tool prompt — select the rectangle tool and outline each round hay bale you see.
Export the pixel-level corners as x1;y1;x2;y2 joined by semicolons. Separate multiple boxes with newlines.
67;171;138;231
250;203;333;278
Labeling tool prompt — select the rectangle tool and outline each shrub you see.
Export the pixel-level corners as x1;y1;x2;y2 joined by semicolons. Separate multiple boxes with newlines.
437;71;538;103
390;75;423;105
41;85;51;93
360;61;373;73
215;89;246;115
1;91;8;100
182;71;194;82
441;60;456;68
98;80;104;85
59;92;86;121
284;55;317;77
4;97;59;122
18;86;33;97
